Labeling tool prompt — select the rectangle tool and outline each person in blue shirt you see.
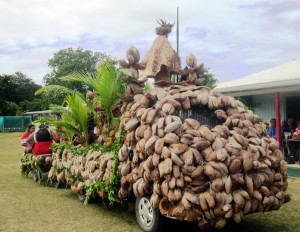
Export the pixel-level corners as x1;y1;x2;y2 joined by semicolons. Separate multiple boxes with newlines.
268;118;276;139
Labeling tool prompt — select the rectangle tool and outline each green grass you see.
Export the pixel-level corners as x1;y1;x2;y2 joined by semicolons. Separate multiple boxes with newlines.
0;132;299;232
0;133;139;232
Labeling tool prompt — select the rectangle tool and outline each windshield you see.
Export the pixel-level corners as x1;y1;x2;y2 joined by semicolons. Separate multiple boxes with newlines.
174;106;223;128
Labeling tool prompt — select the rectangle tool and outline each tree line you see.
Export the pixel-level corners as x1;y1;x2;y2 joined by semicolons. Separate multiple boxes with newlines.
0;47;218;116
0;47;108;115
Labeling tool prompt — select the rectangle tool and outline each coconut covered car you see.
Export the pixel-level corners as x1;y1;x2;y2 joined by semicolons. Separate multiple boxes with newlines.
21;20;291;231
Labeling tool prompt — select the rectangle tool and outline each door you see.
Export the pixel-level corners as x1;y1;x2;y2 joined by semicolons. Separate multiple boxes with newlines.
285;94;300;121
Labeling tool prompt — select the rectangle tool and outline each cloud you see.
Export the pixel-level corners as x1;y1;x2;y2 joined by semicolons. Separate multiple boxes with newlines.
0;0;299;85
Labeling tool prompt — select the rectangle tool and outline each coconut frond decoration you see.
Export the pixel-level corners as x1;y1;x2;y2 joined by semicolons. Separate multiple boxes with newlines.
155;18;174;36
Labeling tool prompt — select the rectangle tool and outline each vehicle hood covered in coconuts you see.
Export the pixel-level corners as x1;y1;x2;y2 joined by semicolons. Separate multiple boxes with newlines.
118;84;289;229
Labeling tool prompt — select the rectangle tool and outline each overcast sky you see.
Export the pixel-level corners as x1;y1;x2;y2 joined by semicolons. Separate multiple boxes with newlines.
1;0;300;85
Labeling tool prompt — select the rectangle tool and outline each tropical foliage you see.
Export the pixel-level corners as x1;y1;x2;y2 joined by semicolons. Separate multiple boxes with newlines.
35;60;125;145
37;92;92;145
60;61;125;130
201;68;218;89
43;47;110;94
0;72;42;115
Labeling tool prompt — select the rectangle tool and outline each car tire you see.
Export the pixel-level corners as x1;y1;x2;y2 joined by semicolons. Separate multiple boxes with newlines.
135;196;164;232
77;193;86;202
32;170;38;182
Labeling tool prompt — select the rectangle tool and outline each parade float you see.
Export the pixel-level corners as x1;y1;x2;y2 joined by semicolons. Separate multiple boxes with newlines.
20;20;291;231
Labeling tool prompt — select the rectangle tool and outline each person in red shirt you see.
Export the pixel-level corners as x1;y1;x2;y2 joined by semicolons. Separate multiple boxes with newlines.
288;120;300;163
21;124;35;153
27;124;59;155
292;120;300;140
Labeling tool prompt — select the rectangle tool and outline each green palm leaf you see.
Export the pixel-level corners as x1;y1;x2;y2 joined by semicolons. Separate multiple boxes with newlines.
35;85;71;98
36;85;95;122
38;93;91;145
60;61;125;129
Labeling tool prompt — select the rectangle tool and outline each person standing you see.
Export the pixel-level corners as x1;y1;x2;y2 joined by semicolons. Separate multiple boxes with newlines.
21;124;35;153
268;118;276;139
288;120;300;163
292;120;300;139
283;118;296;135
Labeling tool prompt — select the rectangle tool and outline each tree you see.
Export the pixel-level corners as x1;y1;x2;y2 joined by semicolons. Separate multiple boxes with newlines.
0;73;42;115
201;68;218;89
10;72;41;103
43;47;110;94
0;75;17;103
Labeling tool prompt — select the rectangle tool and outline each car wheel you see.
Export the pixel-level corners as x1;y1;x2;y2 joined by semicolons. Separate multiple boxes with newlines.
135;196;164;232
32;170;38;182
77;193;86;202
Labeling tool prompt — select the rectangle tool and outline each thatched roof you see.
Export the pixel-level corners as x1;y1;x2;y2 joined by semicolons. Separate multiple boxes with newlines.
139;35;181;82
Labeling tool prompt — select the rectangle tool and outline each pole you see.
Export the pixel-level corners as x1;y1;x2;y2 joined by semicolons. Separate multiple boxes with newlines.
176;7;179;55
275;92;282;150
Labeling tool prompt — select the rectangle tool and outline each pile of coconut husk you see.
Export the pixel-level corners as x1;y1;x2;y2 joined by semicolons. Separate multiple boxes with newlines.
117;84;290;229
20;152;53;174
48;148;115;197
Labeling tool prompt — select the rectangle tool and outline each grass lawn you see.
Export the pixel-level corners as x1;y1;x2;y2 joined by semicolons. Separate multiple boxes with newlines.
0;132;299;232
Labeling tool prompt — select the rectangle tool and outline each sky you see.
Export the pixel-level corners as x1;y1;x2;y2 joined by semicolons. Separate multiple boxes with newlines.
1;0;300;85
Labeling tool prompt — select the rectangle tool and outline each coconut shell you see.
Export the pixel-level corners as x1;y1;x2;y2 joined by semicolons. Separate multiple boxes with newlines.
204;164;216;180
158;158;172;177
184;192;199;205
164;121;182;133
152;153;161;167
216;148;229;161
168;176;176;190
143;126;152;141
215;218;227;229
176;174;185;188
162;103;175;115
190;148;204;164
180;134;194;145
183;118;200;130
171;152;184;166
161;180;169;197
171;165;180;178
150;193;160;208
144;135;158;151
212;137;226;151
245;174;254;194
191;165;204;178
164;133;179;144
124;118;139;131
192;137;211;151
154;138;164;154
212;178;224;192
170;144;188;155
229;159;241;173
146;109;157;124
198;126;215;142
185;129;201;137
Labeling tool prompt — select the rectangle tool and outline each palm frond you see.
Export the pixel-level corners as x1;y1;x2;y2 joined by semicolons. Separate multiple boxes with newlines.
64;94;90;136
42;93;91;145
60;71;97;91
36;116;81;142
35;85;72;97
59;61;125;130
95;62;124;126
